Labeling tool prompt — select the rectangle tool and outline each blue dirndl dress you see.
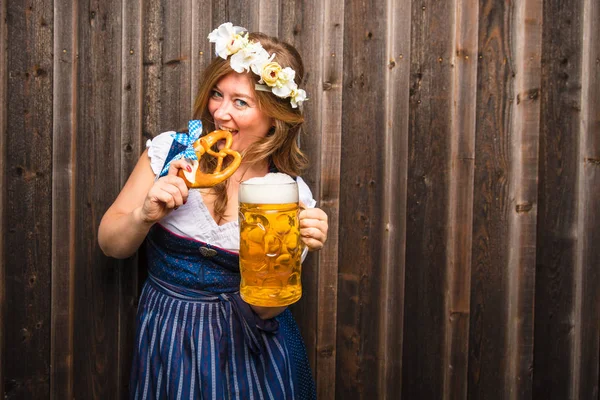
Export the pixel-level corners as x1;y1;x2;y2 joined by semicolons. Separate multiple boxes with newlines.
129;223;316;399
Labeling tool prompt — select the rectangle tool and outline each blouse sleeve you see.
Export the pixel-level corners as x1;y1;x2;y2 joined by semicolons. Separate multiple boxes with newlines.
146;131;176;175
297;176;317;208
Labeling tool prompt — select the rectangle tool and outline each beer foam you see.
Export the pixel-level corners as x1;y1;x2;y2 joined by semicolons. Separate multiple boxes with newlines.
239;173;298;204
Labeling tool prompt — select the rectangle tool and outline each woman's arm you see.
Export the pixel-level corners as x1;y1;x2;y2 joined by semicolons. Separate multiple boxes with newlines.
98;151;190;259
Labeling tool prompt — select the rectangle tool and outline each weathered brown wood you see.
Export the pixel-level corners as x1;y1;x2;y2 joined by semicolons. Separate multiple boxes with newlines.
51;0;76;398
142;0;165;138
212;0;259;34
118;0;143;397
312;2;344;398
72;0;123;396
469;0;513;398
0;0;7;396
1;2;600;399
190;1;213;115
504;0;542;398
377;0;410;397
533;0;584;397
258;0;279;37
160;0;193;130
337;0;396;398
573;0;600;397
402;0;454;398
5;1;53;398
444;1;478;398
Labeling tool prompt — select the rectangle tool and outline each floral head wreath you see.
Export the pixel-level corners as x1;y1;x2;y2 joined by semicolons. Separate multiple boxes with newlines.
208;22;307;108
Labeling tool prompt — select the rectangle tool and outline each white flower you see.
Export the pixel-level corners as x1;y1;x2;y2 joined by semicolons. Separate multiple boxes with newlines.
251;51;275;77
230;41;269;73
208;22;246;59
290;88;307;108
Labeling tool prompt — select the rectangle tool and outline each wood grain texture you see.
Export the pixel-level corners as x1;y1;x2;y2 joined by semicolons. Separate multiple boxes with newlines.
533;0;583;397
337;0;389;398
314;2;344;399
378;0;411;397
5;1;53;398
72;0;123;396
0;1;599;398
504;0;542;398
402;0;454;398
469;0;513;398
51;0;76;398
573;0;600;397
444;0;478;398
0;0;7;396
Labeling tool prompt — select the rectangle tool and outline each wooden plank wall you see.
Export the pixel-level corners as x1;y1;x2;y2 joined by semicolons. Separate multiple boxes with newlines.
1;0;599;399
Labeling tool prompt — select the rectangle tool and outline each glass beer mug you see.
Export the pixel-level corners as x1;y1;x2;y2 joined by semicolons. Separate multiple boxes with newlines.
238;176;302;307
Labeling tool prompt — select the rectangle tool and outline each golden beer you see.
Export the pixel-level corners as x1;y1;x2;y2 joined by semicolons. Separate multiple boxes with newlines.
239;180;302;306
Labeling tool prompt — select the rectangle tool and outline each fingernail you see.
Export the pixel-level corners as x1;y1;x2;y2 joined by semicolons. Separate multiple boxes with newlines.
186;165;192;172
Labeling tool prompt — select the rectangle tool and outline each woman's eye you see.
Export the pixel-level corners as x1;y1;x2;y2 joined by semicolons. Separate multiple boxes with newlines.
211;90;223;99
234;99;249;107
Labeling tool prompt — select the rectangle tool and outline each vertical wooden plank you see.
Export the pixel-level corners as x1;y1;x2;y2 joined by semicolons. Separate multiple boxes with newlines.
402;0;454;397
469;1;514;398
4;1;53;398
142;0;164;137
51;0;76;398
574;0;600;396
160;0;193;130
258;0;279;37
338;0;401;398
504;0;542;398
444;0;478;398
212;0;259;32
73;0;123;396
533;0;584;397
190;0;212;116
118;0;142;397
378;0;411;397
0;0;7;396
316;1;343;398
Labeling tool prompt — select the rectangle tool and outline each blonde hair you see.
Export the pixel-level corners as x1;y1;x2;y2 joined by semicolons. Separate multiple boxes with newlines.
192;32;308;222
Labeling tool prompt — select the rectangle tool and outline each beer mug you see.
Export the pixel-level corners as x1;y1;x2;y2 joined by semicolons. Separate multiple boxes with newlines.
238;178;302;307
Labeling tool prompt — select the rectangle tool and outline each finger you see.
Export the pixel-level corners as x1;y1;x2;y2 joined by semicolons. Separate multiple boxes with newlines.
299;208;328;222
300;227;327;243
167;159;193;176
158;175;189;202
155;185;184;209
300;236;324;251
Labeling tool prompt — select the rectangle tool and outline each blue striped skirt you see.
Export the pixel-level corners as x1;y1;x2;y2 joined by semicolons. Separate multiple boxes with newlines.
129;274;315;399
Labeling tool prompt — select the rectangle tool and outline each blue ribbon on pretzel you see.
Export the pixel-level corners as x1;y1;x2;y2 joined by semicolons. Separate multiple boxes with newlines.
158;120;203;178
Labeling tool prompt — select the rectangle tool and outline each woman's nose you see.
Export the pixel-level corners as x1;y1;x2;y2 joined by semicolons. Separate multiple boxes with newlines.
213;101;232;121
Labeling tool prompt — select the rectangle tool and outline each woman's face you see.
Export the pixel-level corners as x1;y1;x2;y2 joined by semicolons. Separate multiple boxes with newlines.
208;72;273;152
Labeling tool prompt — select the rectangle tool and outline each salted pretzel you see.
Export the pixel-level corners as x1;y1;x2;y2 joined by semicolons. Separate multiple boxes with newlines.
178;130;242;188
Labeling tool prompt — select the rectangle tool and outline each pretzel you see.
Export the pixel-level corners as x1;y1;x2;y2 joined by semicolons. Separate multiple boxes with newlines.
178;130;242;188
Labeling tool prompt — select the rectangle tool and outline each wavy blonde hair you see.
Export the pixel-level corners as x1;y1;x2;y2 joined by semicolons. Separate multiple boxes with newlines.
191;32;308;222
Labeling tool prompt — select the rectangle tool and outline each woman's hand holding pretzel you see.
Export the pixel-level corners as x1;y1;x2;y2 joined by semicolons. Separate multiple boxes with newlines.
299;206;329;251
139;159;191;224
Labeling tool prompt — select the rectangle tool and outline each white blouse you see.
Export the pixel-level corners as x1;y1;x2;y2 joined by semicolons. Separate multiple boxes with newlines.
147;131;317;253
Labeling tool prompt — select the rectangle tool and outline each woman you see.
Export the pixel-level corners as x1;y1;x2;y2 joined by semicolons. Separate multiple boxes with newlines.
98;23;327;399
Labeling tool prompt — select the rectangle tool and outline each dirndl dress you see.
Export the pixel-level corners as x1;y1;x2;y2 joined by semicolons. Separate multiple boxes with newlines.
129;223;316;399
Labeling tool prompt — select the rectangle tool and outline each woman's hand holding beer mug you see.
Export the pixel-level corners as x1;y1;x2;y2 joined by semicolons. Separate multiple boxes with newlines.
298;206;328;251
